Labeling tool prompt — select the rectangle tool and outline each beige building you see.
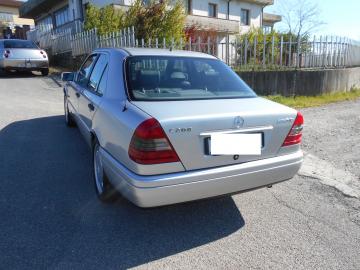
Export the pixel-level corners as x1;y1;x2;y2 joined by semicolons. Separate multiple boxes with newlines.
0;0;34;39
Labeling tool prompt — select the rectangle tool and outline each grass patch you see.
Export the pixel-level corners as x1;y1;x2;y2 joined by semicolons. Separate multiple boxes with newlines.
265;89;360;109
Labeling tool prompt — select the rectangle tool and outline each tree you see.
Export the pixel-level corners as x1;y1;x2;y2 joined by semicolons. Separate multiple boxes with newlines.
85;1;186;43
84;5;125;35
125;0;186;43
276;0;325;39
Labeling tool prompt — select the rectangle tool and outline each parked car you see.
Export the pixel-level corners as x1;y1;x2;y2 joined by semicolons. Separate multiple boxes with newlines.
62;48;304;208
0;39;49;76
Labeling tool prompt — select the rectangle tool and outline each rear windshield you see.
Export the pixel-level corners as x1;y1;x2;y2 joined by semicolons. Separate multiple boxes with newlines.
4;40;38;49
126;56;256;101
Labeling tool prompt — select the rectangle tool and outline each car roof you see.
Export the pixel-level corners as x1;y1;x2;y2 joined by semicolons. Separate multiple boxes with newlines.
96;47;217;59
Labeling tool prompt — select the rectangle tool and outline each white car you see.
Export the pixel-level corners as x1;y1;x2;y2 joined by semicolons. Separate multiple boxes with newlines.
0;39;49;76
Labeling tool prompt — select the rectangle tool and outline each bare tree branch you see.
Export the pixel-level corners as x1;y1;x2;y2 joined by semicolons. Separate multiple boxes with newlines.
276;0;326;38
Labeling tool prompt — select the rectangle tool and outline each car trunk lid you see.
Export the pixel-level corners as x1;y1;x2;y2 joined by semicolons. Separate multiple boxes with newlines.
131;97;298;171
6;49;44;60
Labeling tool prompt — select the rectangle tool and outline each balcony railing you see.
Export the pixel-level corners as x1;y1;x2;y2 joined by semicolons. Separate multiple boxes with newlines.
245;0;274;5
186;15;239;34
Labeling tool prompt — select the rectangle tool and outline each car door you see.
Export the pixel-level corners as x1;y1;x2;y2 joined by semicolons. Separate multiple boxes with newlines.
78;53;109;145
70;54;98;138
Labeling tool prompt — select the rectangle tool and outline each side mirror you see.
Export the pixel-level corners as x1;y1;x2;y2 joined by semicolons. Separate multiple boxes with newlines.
61;72;75;82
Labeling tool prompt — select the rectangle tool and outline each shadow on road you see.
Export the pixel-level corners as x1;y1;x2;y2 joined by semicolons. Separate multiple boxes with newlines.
0;116;244;269
0;70;41;79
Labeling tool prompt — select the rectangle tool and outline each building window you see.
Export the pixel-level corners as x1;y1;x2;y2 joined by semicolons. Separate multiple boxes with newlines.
208;3;217;18
55;6;70;27
263;25;272;34
0;12;13;22
37;16;53;32
241;9;250;26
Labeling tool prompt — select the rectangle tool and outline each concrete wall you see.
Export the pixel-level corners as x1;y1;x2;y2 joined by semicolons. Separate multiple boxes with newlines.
238;68;360;96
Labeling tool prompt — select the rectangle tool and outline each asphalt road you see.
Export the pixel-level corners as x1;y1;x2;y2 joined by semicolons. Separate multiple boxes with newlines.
0;72;359;270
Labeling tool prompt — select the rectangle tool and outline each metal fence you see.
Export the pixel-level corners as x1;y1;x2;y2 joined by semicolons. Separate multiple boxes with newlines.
28;25;360;69
221;35;360;69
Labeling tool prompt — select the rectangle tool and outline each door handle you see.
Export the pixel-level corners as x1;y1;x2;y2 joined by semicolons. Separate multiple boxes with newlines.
76;93;80;98
88;103;95;111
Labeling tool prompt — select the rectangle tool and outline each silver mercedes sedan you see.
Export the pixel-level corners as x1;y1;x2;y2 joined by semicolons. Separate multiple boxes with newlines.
62;48;303;207
0;39;49;76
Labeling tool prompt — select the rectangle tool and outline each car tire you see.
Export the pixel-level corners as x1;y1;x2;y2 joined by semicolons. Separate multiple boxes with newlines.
41;68;49;76
93;142;118;203
64;96;76;127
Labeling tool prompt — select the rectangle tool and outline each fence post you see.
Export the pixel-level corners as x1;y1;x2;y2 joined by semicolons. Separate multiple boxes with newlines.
253;35;257;66
311;35;315;67
244;36;248;66
197;36;201;52
94;28;98;49
263;33;266;67
324;36;328;67
155;38;158;48
319;35;323;67
128;27;132;47
207;36;211;55
271;34;275;65
280;35;283;66
131;26;135;47
189;37;192;51
333;36;337;67
288;36;292;67
344;38;349;67
234;38;238;66
163;37;166;49
296;36;301;68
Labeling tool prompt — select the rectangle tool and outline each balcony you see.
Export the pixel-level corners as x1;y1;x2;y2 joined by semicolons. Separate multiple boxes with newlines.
263;13;282;26
186;15;239;34
19;0;59;19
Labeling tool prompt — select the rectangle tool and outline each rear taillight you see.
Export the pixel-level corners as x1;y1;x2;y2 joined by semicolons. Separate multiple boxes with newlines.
129;118;180;164
282;112;304;146
4;50;10;58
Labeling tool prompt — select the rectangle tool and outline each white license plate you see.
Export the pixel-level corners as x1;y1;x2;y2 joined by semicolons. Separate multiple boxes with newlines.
210;133;262;156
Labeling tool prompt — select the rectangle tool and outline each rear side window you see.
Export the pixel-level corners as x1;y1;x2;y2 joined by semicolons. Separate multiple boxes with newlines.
126;56;256;101
97;66;108;95
4;40;38;49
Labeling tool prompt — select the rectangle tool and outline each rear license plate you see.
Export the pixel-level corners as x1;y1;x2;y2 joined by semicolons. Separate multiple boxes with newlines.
26;61;31;68
210;133;262;156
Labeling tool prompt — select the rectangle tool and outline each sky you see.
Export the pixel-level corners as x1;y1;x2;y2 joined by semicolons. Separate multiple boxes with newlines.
265;0;360;40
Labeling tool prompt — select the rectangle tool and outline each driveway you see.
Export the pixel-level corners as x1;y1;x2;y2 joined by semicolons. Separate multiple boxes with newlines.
0;73;359;270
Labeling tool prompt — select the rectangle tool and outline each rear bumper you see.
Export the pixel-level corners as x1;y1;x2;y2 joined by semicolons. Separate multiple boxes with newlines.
0;58;49;70
101;148;303;207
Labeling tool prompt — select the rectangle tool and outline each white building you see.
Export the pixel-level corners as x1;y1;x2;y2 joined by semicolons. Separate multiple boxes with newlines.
20;0;281;35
